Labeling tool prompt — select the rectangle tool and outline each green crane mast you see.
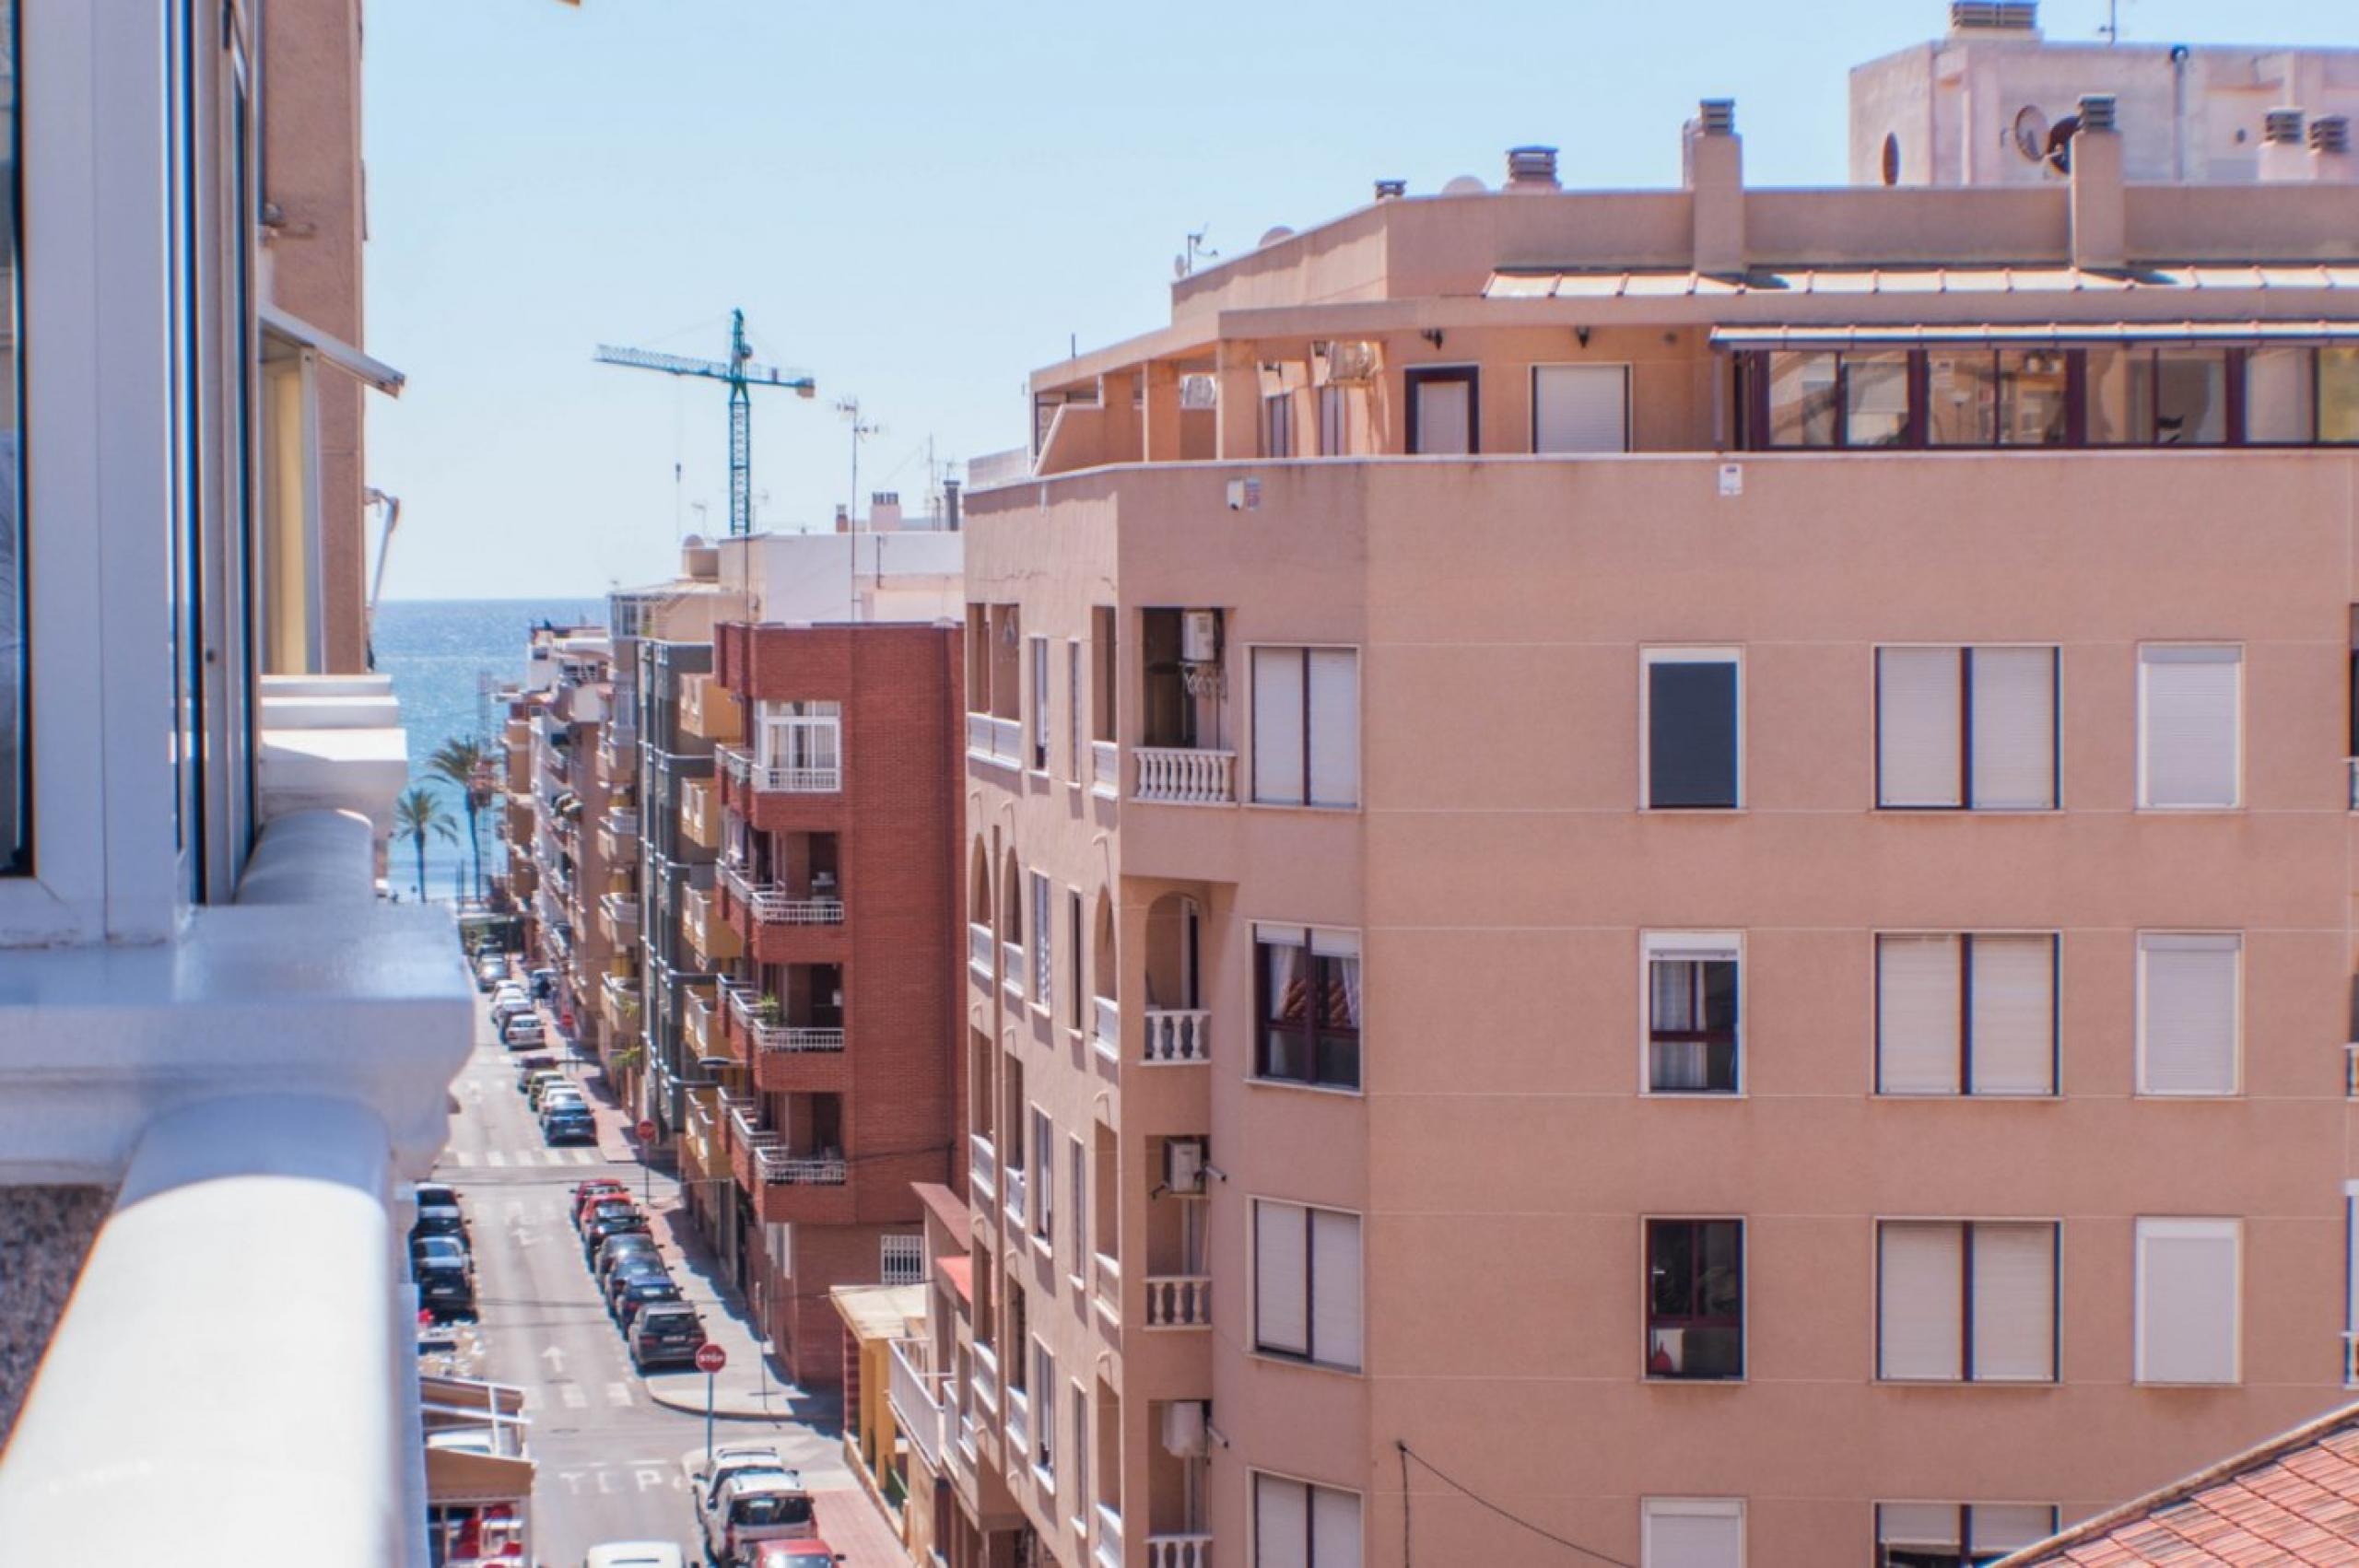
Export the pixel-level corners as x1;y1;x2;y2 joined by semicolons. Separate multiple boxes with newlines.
593;309;815;536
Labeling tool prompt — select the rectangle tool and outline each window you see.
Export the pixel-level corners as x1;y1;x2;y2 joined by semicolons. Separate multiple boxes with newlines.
1875;1504;2060;1567
2090;348;2229;446
1875;934;2057;1096
1875;647;2057;810
2326;349;2359;443
2139;646;2240;808
1066;640;1083;783
1069;1134;1087;1273
1318;385;1349;457
1254;1473;1363;1568
1262;392;1295;458
1646;1220;1743;1379
2137;933;2240;1095
1845;350;1912;446
757;700;841;784
2136;1218;2240;1384
0;0;23;875
1031;1106;1054;1245
881;1234;925;1286
1032;871;1053;1008
1404;367;1476;454
1068;888;1084;1032
1070;1382;1090;1529
1253;1199;1362;1371
1644;649;1740;809
1877;1222;2058;1382
1032;1340;1056;1471
1250;646;1359;808
1767;351;1839;447
1090;608;1117;743
1532;365;1629;453
1029;636;1050;770
1641;1498;1744;1568
1255;925;1361;1091
1645;933;1740;1094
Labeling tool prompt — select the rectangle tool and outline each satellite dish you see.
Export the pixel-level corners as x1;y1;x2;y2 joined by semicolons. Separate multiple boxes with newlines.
1440;174;1487;197
683;532;709;548
1258;226;1297;249
2043;113;2080;174
1173;255;1188;278
2012;104;2049;163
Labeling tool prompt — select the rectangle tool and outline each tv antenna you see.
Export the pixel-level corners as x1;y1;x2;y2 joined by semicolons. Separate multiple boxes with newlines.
1173;226;1219;278
2098;0;2130;43
594;308;816;536
837;397;883;524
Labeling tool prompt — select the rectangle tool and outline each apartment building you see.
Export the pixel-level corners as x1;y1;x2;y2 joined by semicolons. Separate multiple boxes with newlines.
690;617;967;1388
0;2;470;1562
916;29;2359;1568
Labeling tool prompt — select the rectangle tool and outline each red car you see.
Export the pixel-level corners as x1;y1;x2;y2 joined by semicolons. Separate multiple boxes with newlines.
570;1177;628;1227
751;1540;841;1566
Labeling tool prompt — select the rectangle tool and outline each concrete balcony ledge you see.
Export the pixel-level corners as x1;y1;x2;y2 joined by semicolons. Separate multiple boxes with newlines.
258;673;412;840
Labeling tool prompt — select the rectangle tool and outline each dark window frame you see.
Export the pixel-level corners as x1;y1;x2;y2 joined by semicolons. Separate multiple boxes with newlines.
1872;931;2061;1097
1873;1503;2063;1568
1872;645;2060;812
1646;948;1741;1095
1874;1219;2061;1385
1645;651;1741;810
1403;365;1480;455
1254;933;1360;1092
1251;1199;1360;1371
1645;1217;1745;1381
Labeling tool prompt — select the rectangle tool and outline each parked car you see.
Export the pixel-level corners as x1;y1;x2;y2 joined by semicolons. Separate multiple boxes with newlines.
750;1542;843;1568
543;1105;596;1146
570;1176;629;1226
626;1301;706;1372
528;1071;575;1109
410;1233;470;1272
537;1082;586;1115
696;1469;816;1564
612;1274;684;1331
582;1201;649;1255
604;1254;672;1310
414;1254;475;1319
529;967;557;1001
489;983;528;1012
414;1181;460;1211
582;1545;685;1568
513;1055;557;1092
412;1200;467;1242
593;1232;661;1284
501;1013;547;1049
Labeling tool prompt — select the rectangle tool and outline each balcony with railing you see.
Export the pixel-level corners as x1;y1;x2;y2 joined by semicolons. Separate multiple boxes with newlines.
969;1132;997;1203
596;723;638;782
1003;1164;1028;1233
719;860;845;930
1144;1275;1212;1329
679;775;721;850
1001;942;1026;1004
966;711;1023;770
716;743;754;786
968;921;995;982
1133;747;1235;805
682;984;720;1060
717;742;841;796
1142;1010;1211;1065
1147;1535;1215;1568
888;1338;949;1470
680;673;743;743
1093;1250;1121;1316
682;883;743;965
1091;739;1120;796
598;891;640;944
1093;996;1121;1058
601;974;642;1039
596;806;639;860
756;1145;850;1187
1003;1385;1031;1462
970;1340;1001;1417
1095;1504;1124;1568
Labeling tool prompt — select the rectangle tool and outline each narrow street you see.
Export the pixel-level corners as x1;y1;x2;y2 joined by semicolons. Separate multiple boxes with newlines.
432;992;904;1567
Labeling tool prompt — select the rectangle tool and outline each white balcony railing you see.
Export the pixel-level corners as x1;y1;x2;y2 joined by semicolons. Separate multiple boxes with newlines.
1004;1386;1031;1459
725;1098;769;1147
971;1341;1001;1416
1091;740;1120;795
969;1132;998;1198
1142;1009;1211;1065
716;743;753;784
751;1024;846;1054
1096;1503;1125;1568
1092;1250;1121;1312
968;712;1024;768
720;861;844;925
757;1148;850;1185
1147;1535;1215;1568
601;894;640;932
1001;942;1026;1001
1003;1165;1028;1230
750;762;841;794
888;1339;948;1469
1144;1275;1213;1328
2346;1329;2359;1388
1133;747;1235;805
969;921;996;978
1093;995;1121;1057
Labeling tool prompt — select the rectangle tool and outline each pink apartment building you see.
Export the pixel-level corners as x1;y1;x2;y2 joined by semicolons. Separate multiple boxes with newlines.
907;25;2359;1568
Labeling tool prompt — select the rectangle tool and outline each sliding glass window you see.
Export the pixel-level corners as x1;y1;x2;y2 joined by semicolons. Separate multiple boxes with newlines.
0;1;25;874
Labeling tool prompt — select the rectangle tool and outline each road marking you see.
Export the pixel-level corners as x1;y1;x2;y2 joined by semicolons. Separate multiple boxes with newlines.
557;1469;584;1493
559;1384;588;1410
540;1345;567;1374
573;1148;598;1165
484;1151;506;1167
605;1381;633;1408
595;1469;616;1494
632;1464;668;1492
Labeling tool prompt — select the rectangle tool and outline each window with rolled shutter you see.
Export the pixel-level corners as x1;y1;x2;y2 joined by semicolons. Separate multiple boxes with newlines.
2140;646;2240;808
1879;1222;1965;1380
1645;651;1741;809
1254;1474;1363;1568
1642;1498;1744;1568
1876;935;1963;1094
1254;1200;1309;1358
1879;1221;2058;1383
1877;648;1963;807
2138;933;2240;1095
1970;1223;2058;1381
1970;936;2057;1095
1877;646;2058;809
1252;647;1360;808
2136;1217;2240;1384
1875;934;2056;1097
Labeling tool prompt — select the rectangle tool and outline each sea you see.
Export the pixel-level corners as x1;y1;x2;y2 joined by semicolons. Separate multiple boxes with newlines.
372;597;605;904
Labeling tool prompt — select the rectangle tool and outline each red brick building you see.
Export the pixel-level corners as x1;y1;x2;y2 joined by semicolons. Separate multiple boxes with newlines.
694;620;965;1387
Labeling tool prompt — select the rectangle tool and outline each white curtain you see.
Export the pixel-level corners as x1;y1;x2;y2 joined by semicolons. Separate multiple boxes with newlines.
1649;959;1708;1090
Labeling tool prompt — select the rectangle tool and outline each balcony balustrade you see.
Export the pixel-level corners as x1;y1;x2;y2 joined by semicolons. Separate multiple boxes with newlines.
1001;943;1025;1002
682;988;718;1058
755;1023;846;1054
683;886;742;964
888;1339;949;1470
1095;1504;1124;1568
756;1147;849;1186
680;674;742;743
967;711;1023;768
716;744;753;785
969;921;995;978
680;776;720;848
1142;1009;1211;1065
1144;1275;1212;1328
1147;1536;1215;1568
1003;1165;1027;1230
969;1133;997;1199
599;894;640;942
1092;1250;1121;1313
597;808;639;860
1133;747;1235;805
720;860;843;926
1091;739;1120;795
970;1341;1001;1415
1003;1386;1031;1459
1093;996;1120;1056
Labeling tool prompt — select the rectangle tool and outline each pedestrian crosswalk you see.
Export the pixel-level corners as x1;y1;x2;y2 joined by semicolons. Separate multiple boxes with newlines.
439;1147;605;1169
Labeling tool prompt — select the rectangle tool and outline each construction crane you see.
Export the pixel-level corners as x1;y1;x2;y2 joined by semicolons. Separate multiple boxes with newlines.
593;309;815;537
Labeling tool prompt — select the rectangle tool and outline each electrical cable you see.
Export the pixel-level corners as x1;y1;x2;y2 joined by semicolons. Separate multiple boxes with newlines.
1396;1440;1639;1568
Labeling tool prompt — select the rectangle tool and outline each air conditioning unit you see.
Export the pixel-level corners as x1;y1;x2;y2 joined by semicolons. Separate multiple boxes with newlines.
1162;1399;1209;1457
1164;1137;1206;1194
1322;340;1381;386
1180;611;1221;664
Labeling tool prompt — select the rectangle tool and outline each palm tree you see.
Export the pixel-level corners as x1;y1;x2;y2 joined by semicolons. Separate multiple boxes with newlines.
428;737;494;902
393;785;458;904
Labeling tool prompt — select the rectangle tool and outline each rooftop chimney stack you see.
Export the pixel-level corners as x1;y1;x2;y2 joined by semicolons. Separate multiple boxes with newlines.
1948;1;2039;34
2069;94;2124;271
2311;116;2354;182
1374;178;1406;201
942;478;962;532
2261;107;2311;182
1505;146;1560;193
870;492;903;532
833;503;850;534
1686;99;1744;277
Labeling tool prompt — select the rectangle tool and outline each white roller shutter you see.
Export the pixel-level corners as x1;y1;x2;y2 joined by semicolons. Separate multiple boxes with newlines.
1307;649;1360;808
1310;1209;1364;1371
2139;934;2240;1095
1413;379;1472;455
1969;936;2055;1095
2141;647;2240;808
1255;1474;1309;1568
1879;1222;1964;1380
1533;365;1629;453
1253;649;1306;805
1879;648;1963;807
2136;1218;2240;1384
1254;1201;1309;1357
1970;1505;2059;1555
1969;648;2056;809
1969;1223;2056;1382
1311;1485;1365;1568
1876;1504;1960;1551
1877;935;1961;1094
1642;1500;1744;1568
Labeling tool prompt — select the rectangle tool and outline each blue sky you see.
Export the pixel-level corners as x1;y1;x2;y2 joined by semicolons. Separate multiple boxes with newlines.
362;0;2355;599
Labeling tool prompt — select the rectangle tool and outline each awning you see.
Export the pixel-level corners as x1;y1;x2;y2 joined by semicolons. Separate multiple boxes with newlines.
938;1255;973;1303
260;304;406;396
1487;263;2359;301
1710;320;2359;351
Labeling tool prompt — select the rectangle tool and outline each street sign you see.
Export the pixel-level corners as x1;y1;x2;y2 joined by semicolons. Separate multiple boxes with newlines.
695;1342;727;1375
636;1118;656;1141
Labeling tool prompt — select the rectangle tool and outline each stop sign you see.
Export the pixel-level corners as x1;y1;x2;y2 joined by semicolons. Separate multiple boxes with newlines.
695;1342;727;1375
636;1118;656;1141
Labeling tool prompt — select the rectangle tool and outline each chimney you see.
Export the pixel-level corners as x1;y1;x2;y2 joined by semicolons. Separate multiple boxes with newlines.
2260;107;2310;181
2312;116;2354;182
870;491;903;532
833;503;850;534
1948;1;2039;34
2069;94;2125;272
1373;178;1406;201
942;479;963;532
1505;146;1560;193
1685;99;1744;277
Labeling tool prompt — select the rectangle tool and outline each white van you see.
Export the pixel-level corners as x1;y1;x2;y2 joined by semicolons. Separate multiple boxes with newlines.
583;1545;686;1568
